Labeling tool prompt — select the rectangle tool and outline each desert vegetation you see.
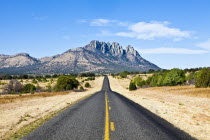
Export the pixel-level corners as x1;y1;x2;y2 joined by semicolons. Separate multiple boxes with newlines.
126;68;210;91
0;73;98;95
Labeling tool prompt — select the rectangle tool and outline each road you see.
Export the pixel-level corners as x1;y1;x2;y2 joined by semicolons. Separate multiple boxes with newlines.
23;76;195;140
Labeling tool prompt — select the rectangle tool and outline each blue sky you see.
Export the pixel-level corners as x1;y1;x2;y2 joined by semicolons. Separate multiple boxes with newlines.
0;0;210;69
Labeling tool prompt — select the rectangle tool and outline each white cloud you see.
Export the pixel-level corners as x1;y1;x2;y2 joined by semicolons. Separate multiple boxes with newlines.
90;19;128;26
139;47;208;54
116;21;191;40
90;19;113;26
197;38;210;50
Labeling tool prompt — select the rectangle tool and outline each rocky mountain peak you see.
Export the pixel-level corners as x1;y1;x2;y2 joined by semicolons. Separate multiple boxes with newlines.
86;40;140;56
126;45;140;57
0;40;160;74
14;53;30;57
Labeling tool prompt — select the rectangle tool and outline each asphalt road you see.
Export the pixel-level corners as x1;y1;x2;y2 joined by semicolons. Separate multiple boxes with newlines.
23;76;195;140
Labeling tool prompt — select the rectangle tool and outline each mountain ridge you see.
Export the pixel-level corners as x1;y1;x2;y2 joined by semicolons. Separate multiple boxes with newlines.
0;40;160;74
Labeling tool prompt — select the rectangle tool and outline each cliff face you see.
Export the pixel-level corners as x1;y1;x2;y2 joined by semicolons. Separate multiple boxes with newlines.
0;40;160;74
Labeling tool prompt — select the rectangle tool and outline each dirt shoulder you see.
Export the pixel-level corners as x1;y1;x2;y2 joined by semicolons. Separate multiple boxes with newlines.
0;77;104;140
108;76;210;140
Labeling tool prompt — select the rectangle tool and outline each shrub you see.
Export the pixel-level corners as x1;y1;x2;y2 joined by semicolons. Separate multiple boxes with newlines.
42;77;48;82
5;80;23;94
85;82;91;88
32;79;38;84
86;77;95;81
36;78;42;82
162;69;186;86
195;68;210;88
120;71;129;78
22;84;36;93
133;76;146;87
50;78;54;84
129;81;137;91
142;69;186;87
79;86;84;90
55;75;79;91
46;83;52;92
36;84;42;92
0;81;6;85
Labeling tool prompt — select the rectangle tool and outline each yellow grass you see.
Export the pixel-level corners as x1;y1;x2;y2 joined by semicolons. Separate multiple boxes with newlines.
141;86;210;98
108;76;210;140
0;91;72;104
113;76;210;98
0;79;57;95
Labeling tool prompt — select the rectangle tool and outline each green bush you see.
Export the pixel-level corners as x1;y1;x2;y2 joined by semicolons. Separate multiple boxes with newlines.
195;68;210;88
129;81;137;91
139;69;186;87
55;75;79;91
85;77;95;81
163;69;186;86
22;84;36;93
42;77;48;83
85;82;91;88
133;76;146;87
120;71;129;78
79;86;84;90
32;79;38;84
0;81;6;85
46;83;52;92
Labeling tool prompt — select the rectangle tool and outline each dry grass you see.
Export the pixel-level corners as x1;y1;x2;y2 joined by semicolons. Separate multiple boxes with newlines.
108;76;210;140
0;79;57;94
0;77;104;139
141;86;210;98
0;91;72;104
113;76;210;98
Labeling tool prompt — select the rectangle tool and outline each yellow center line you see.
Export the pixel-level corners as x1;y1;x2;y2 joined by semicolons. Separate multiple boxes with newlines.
110;122;115;131
104;91;110;140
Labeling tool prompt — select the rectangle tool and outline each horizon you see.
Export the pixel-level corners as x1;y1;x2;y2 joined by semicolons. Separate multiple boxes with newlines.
1;0;210;69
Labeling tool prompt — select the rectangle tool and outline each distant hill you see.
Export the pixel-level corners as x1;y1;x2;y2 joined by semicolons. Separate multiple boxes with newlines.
0;40;160;74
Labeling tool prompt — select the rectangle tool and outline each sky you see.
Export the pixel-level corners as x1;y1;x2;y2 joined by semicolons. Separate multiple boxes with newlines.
0;0;210;69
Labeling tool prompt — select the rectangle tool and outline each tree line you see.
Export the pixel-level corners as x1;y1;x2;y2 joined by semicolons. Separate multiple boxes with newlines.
129;68;210;91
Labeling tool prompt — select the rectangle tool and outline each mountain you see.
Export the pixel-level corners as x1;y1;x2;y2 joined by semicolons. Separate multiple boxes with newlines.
0;40;160;74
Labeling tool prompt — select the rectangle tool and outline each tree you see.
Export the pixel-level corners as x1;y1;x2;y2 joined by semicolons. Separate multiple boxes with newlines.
32;79;38;84
55;75;79;91
5;80;23;94
22;84;36;93
133;76;145;87
195;68;210;88
85;82;91;88
162;69;186;86
129;81;137;91
120;71;129;78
